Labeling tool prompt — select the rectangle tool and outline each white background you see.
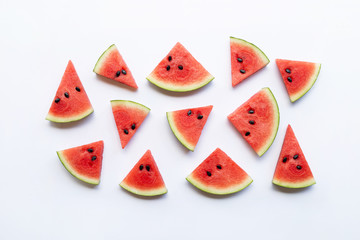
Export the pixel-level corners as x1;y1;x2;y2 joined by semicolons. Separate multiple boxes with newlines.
1;0;359;239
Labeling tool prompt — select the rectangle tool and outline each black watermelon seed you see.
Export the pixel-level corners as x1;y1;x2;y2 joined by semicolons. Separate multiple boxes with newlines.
296;165;302;170
285;68;291;74
287;76;292;82
217;165;222;169
293;154;299;159
87;148;94;153
122;69;127;75
206;171;212;176
64;92;69;98
237;58;243;63
178;65;183;70
282;157;287;163
131;123;136;130
240;69;246;74
146;165;150;171
245;132;250;136
248;109;254;114
54;98;60;103
75;87;81;92
91;156;97;161
197;115;203;120
124;129;129;134
166;65;170;71
139;164;144;170
168;56;172;61
187;110;192;116
249;120;255;125
116;71;121;77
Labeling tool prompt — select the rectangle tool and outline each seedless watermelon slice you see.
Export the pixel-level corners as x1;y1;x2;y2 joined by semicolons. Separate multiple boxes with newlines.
167;105;213;151
111;100;150;149
93;44;138;89
46;60;94;123
147;42;214;92
57;141;104;185
273;125;315;188
276;59;321;102
120;150;167;196
228;87;279;156
230;37;270;87
187;148;253;195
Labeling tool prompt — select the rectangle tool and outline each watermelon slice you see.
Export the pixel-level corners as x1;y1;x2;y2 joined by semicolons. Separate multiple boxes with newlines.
93;44;138;89
146;42;214;92
273;125;316;188
57;141;104;185
186;148;253;195
228;87;279;156
46;60;94;123
111;100;150;149
167;105;213;151
230;37;270;87
120;150;167;196
276;59;321;102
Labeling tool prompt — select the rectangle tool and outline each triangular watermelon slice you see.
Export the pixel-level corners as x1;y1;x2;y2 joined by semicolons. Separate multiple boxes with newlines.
230;37;270;87
120;150;167;196
46;60;94;123
228;87;279;156
146;42;214;92
93;44;138;89
276;59;321;102
167;105;213;151
111;100;150;149
186;148;253;195
273;125;316;188
57;140;104;185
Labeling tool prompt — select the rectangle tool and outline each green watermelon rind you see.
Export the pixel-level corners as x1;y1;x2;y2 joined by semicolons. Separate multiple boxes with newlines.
146;74;214;92
166;111;195;151
93;44;117;74
256;87;280;157
46;107;94;123
110;100;151;112
230;36;270;66
272;178;316;189
119;182;168;197
186;174;253;195
289;63;321;102
57;150;100;185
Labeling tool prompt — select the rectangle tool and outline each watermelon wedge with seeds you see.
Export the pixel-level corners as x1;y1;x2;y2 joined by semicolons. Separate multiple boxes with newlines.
228;87;279;156
94;44;138;89
111;100;150;149
120;150;167;196
46;60;94;123
57;141;104;185
276;59;321;102
187;148;253;195
273;125;316;188
230;37;270;87
167;105;213;151
147;42;214;92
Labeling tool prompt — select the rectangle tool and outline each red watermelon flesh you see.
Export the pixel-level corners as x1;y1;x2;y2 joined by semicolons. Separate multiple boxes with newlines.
230;37;270;87
93;44;138;89
111;100;150;149
186;148;253;195
57;140;104;185
228;87;279;156
273;125;315;188
146;42;214;92
46;60;94;123
120;150;167;196
276;59;321;102
167;105;213;151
